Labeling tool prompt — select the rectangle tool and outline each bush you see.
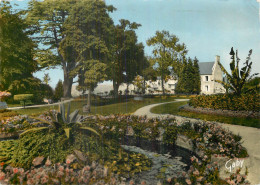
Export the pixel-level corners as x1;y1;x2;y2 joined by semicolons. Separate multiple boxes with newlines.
14;94;34;107
189;94;260;111
13;94;33;102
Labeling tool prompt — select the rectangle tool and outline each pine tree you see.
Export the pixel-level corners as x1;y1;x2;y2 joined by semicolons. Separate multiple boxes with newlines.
193;57;201;94
53;80;63;101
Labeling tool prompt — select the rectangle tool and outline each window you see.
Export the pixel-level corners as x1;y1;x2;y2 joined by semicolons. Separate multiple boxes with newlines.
205;85;208;91
205;76;209;81
168;84;171;88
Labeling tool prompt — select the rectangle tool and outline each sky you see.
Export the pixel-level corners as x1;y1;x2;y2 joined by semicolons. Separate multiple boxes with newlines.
6;0;260;88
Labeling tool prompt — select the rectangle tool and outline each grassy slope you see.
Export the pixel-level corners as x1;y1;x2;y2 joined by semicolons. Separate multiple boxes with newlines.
151;101;260;128
14;97;176;116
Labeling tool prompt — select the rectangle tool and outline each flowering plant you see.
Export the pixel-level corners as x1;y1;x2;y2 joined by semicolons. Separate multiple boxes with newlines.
0;91;11;102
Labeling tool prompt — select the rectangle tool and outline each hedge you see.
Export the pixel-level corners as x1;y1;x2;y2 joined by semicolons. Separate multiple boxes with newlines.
189;94;260;111
13;94;33;102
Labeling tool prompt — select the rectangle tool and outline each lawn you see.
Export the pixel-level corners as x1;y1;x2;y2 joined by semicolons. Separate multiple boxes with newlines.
151;101;260;128
14;96;176;116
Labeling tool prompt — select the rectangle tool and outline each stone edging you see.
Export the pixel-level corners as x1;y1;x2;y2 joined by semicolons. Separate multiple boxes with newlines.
180;105;260;119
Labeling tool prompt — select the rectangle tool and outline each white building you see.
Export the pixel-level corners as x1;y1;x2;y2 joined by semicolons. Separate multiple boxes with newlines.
71;55;225;96
199;56;225;94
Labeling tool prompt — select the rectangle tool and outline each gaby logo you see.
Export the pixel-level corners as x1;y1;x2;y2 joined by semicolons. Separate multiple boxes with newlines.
225;159;244;173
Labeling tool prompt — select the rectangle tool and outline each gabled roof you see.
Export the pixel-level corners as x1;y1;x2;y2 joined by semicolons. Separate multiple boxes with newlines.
198;62;215;75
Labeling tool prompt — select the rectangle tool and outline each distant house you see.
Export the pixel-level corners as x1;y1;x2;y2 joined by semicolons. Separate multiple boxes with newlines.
71;55;226;97
199;56;225;94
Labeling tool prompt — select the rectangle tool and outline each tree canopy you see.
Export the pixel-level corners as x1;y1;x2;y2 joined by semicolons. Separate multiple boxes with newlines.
26;0;115;98
107;19;146;97
0;1;39;95
147;30;187;95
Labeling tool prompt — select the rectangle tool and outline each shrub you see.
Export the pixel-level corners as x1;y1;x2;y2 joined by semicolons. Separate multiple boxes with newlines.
189;94;260;111
53;80;63;101
13;94;33;101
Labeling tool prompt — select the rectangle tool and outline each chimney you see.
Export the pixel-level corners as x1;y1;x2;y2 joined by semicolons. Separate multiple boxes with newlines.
215;55;220;63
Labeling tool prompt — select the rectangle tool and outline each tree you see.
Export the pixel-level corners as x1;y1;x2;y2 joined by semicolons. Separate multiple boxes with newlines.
175;57;200;94
107;19;145;98
74;60;107;112
193;57;201;94
0;1;40;95
65;0;114;112
147;30;187;95
43;73;51;85
54;80;63;101
216;47;259;96
26;0;115;98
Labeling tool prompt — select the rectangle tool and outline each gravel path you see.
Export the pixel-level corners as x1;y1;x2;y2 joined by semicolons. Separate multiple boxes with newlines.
133;100;260;185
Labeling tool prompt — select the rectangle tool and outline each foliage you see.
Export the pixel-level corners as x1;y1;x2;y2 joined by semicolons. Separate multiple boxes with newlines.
0;91;11;101
147;30;187;94
39;83;53;100
53;80;63;101
0;140;18;165
104;145;152;177
107;19;146;98
216;47;259;96
175;57;201;94
133;75;146;94
13;94;33;107
27;0;115;98
189;94;260;111
0;1;40;95
43;73;51;85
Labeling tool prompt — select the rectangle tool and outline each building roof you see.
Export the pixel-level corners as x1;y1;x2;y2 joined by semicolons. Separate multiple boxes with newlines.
198;62;215;75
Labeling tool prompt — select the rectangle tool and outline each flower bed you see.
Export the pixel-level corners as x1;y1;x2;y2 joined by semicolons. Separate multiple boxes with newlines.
0;112;250;184
189;94;260;112
180;104;260;119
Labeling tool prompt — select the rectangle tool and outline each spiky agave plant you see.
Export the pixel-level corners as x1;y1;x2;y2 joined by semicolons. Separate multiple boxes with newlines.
20;103;100;139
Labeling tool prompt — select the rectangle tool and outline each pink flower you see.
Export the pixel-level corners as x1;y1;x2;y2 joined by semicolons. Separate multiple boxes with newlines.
41;177;48;184
66;159;71;164
13;168;19;174
197;176;203;182
0;172;5;180
185;179;192;185
45;158;52;166
193;169;199;176
58;166;64;172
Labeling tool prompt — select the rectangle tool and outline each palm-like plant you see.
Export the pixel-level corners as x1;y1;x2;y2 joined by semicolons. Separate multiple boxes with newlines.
20;103;100;138
216;47;259;96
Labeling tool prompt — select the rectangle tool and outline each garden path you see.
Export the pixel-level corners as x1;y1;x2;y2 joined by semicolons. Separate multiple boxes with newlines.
133;100;260;185
6;99;73;110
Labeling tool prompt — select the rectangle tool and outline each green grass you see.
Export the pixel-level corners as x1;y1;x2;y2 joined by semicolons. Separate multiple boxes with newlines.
14;97;176;116
151;101;189;115
151;101;260;128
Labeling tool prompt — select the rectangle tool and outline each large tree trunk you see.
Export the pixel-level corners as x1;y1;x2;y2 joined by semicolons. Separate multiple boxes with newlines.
63;67;73;98
113;80;119;98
